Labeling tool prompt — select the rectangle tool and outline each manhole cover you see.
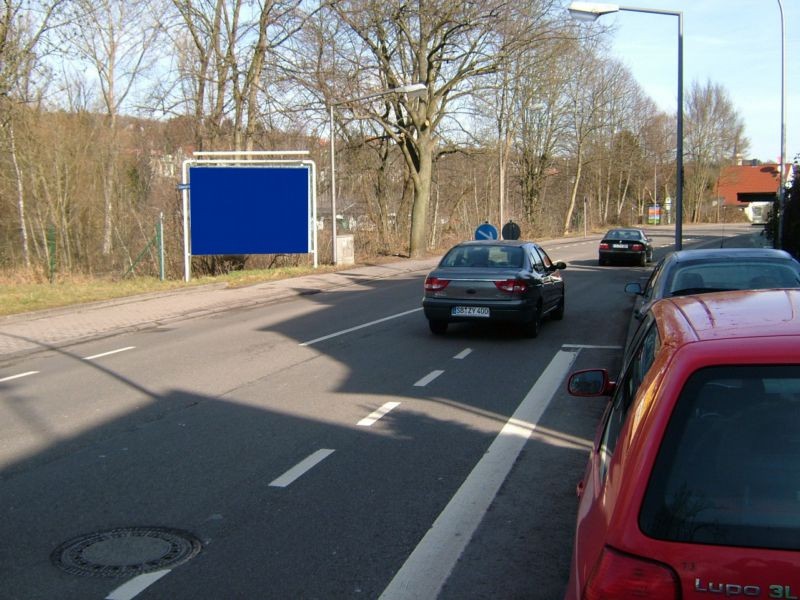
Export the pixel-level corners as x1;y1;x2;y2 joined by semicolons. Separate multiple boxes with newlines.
52;527;202;578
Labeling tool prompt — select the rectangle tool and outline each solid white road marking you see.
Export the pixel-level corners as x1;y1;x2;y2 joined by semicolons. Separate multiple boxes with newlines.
84;346;136;361
358;402;401;427
269;449;335;488
0;371;39;382
300;308;422;346
453;348;472;360
379;348;580;600
106;569;171;600
414;370;444;387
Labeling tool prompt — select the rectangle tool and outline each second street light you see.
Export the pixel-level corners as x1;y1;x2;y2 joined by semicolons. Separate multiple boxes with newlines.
329;83;427;264
568;2;684;250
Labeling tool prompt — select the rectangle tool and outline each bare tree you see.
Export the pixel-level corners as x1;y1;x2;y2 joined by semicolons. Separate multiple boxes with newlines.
60;0;163;256
684;79;749;222
165;0;312;150
0;0;67;269
510;37;576;228
562;48;626;235
327;0;562;257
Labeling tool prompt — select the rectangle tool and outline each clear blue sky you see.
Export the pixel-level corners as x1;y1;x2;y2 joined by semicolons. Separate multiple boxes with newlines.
571;0;798;164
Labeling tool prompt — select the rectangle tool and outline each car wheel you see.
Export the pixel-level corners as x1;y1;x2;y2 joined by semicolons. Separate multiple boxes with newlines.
524;304;542;338
428;319;448;335
638;253;646;267
598;257;606;266
552;294;565;321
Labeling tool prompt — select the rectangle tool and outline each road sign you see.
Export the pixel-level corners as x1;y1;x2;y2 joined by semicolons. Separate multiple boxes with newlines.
501;221;521;240
475;222;498;240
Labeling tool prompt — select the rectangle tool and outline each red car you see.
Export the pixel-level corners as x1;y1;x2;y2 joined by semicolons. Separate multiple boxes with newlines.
565;289;800;599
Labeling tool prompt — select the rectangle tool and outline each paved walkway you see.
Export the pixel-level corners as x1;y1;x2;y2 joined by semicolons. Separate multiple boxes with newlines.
0;258;440;361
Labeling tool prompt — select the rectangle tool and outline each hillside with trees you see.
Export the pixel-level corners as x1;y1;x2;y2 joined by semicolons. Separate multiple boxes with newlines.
0;0;756;279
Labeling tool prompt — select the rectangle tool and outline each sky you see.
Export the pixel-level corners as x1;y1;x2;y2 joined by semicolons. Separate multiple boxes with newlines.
570;0;798;164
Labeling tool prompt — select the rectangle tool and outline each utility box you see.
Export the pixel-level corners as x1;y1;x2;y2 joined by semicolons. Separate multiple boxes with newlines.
336;234;355;265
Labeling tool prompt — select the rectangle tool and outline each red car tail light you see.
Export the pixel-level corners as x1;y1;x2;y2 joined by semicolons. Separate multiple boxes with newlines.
424;276;450;291
494;279;528;294
584;547;678;600
631;243;644;251
599;243;610;250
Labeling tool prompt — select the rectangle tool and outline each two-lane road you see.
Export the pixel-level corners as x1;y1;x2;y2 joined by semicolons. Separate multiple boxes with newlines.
0;224;756;599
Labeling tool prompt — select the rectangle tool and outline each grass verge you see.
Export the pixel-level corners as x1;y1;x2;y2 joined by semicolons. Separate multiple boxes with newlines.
0;265;339;317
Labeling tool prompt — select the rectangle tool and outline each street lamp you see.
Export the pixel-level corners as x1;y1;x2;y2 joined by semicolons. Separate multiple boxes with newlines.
777;0;786;249
329;83;427;264
568;2;684;250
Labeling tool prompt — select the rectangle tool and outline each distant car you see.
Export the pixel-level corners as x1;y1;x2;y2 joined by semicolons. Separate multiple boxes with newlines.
598;228;653;266
565;289;800;599
625;247;800;326
421;240;566;336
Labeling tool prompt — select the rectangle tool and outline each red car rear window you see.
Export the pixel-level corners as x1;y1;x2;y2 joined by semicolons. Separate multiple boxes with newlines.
640;365;800;550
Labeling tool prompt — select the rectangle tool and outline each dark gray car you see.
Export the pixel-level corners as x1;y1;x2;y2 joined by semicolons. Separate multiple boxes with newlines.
599;228;653;266
624;247;800;349
422;240;566;336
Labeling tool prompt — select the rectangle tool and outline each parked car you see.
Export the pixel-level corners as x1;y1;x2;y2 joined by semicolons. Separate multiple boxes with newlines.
564;289;800;599
421;240;566;336
598;228;653;266
625;247;800;326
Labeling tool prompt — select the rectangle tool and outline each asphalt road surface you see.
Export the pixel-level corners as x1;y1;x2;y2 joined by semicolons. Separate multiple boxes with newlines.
0;224;759;600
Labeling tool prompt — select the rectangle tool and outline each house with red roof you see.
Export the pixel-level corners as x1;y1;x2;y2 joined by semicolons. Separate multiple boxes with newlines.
716;161;793;223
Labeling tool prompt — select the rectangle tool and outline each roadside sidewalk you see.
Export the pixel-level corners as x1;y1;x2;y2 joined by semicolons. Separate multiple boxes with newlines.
0;258;440;361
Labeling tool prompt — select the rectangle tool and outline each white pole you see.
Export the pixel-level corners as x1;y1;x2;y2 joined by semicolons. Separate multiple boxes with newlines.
159;212;165;281
330;104;338;265
777;0;786;248
181;161;191;282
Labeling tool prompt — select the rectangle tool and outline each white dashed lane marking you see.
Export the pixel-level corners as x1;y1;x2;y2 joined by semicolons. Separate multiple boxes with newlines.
269;449;336;488
358;402;401;427
84;346;136;361
414;370;444;387
0;371;39;383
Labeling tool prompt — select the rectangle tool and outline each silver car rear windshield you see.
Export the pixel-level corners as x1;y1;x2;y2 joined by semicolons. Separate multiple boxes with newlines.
667;262;800;296
440;246;524;268
640;365;800;550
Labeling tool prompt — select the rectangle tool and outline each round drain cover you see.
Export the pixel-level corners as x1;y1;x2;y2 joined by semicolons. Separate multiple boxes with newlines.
52;527;202;578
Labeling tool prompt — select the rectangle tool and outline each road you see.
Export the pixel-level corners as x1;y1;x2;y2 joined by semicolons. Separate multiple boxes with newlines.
0;224;758;600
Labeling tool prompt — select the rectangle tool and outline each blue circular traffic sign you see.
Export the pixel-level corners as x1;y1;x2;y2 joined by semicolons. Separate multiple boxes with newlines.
475;222;498;240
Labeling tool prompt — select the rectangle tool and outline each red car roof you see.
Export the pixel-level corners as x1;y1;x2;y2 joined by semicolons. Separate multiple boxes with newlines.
653;289;800;343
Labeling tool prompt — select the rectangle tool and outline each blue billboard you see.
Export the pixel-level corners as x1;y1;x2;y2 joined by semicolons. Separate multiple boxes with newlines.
189;165;312;255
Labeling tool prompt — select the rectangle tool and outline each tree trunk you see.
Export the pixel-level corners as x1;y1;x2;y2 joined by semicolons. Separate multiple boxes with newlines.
564;153;583;236
9;121;31;268
408;133;434;258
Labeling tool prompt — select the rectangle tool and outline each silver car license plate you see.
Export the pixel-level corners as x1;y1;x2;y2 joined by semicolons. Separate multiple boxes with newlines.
452;306;490;317
612;244;627;249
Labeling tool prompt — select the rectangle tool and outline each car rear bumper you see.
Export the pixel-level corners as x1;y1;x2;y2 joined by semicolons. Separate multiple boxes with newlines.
422;297;536;323
600;250;646;262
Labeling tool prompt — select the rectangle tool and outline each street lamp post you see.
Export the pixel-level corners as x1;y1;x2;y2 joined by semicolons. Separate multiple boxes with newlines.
777;0;786;249
329;82;427;264
568;2;684;250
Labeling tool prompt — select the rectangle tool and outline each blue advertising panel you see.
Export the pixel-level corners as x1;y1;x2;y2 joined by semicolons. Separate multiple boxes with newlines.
189;166;311;255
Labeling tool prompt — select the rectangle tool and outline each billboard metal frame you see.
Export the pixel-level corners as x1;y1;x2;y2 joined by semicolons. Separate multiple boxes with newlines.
180;151;317;281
